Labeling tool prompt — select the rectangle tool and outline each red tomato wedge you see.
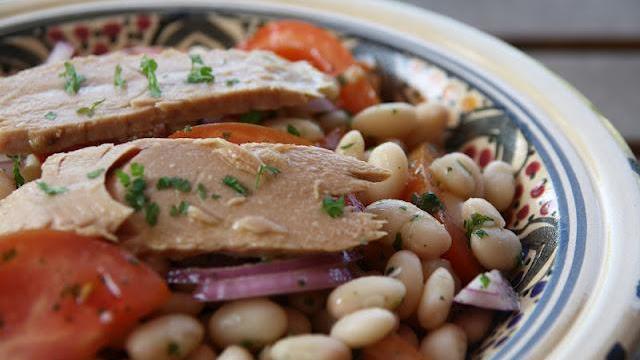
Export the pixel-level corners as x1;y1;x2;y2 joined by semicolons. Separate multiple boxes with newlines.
403;143;484;284
240;20;380;114
362;334;427;360
169;122;313;145
0;230;169;360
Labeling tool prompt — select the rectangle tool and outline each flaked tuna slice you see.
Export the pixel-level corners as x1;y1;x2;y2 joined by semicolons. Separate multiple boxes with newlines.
0;49;337;154
0;138;388;257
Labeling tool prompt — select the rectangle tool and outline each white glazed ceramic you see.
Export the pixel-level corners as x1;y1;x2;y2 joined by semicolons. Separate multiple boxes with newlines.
0;1;638;359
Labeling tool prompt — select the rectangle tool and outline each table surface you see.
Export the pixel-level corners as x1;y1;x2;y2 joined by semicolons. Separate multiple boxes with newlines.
400;0;640;149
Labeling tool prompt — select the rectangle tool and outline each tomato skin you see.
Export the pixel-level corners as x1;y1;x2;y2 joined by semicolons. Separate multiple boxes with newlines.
0;230;169;360
170;122;313;145
404;143;484;284
241;20;380;114
362;334;425;360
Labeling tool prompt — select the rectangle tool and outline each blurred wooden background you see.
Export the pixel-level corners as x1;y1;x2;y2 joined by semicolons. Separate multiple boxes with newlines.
399;0;640;153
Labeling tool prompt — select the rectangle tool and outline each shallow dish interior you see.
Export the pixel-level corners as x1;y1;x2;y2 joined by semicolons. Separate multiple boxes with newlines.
0;8;561;358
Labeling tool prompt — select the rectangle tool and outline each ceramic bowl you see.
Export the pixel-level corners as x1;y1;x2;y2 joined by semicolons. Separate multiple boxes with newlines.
0;1;638;358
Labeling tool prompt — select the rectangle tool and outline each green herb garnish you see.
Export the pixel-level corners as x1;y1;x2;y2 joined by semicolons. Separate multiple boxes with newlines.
411;192;444;215
187;54;214;84
76;98;105;117
211;193;221;200
239;110;263;124
37;181;68;196
182;125;192;132
86;168;105;179
115;169;131;187
223;175;249;196
156;176;191;192
255;164;281;188
479;273;491;289
225;78;240;87
114;64;126;89
463;213;495;239
322;195;345;218
474;229;488;238
140;55;161;98
144;202;160;226
197;183;208;200
340;142;355;150
392;233;403;251
170;200;189;217
456;160;470;175
8;155;24;188
130;163;144;177
59;61;85;95
44;111;57;120
125;178;148;210
287;124;301;137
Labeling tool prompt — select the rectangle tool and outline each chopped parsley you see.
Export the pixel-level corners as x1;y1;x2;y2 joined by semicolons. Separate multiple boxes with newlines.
156;176;192;192
322;195;345;218
1;248;17;263
223;175;249;196
140;55;161;98
197;183;208;200
44;111;57;120
8;155;24;188
182;125;192;132
130;163;144;177
187;54;214;83
167;341;181;357
37;181;68;196
474;229;488;238
239;110;263;124
287;124;301;137
456;160;471;175
86;168;105;179
59;61;85;95
479;273;491;289
340;142;355;150
170;200;189;217
115;170;131;187
114;64;126;89
226;78;240;86
211;193;221;200
255;164;281;188
76;98;105;117
399;205;407;211
392;233;403;251
463;213;495;239
144;202;160;226
411;192;444;215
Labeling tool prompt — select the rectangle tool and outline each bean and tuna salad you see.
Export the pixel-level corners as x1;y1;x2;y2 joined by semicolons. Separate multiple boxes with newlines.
0;19;521;360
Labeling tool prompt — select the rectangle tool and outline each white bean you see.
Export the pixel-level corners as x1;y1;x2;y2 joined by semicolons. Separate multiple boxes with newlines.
461;198;506;228
330;308;398;348
209;298;287;349
429;152;483;199
421;259;461;294
439;191;464;229
186;345;217;360
399;214;451;260
311;309;337;334
317;110;351;131
396;325;419;348
288;291;326;315
218;345;253;360
336;130;366;160
405;102;449;147
385;250;424;319
363;142;409;202
351;102;417;139
269;335;351;360
327;276;406;319
365;199;421;246
0;171;14;200
159;292;205;316
265;118;325;142
284;307;312;335
470;227;522;271
453;307;494;343
483;160;516;211
20;154;42;182
417;268;455;330
419;324;467;360
126;314;204;360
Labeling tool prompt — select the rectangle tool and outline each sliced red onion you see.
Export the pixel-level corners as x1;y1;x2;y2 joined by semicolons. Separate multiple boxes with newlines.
46;42;74;64
193;264;354;302
167;251;360;285
345;193;365;212
453;270;520;311
0;155;13;174
299;98;336;113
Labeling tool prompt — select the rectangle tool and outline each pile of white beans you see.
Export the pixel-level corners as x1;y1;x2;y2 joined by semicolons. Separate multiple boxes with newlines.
0;101;521;360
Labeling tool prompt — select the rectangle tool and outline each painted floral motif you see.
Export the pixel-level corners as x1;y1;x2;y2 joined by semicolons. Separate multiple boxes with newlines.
0;10;560;358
